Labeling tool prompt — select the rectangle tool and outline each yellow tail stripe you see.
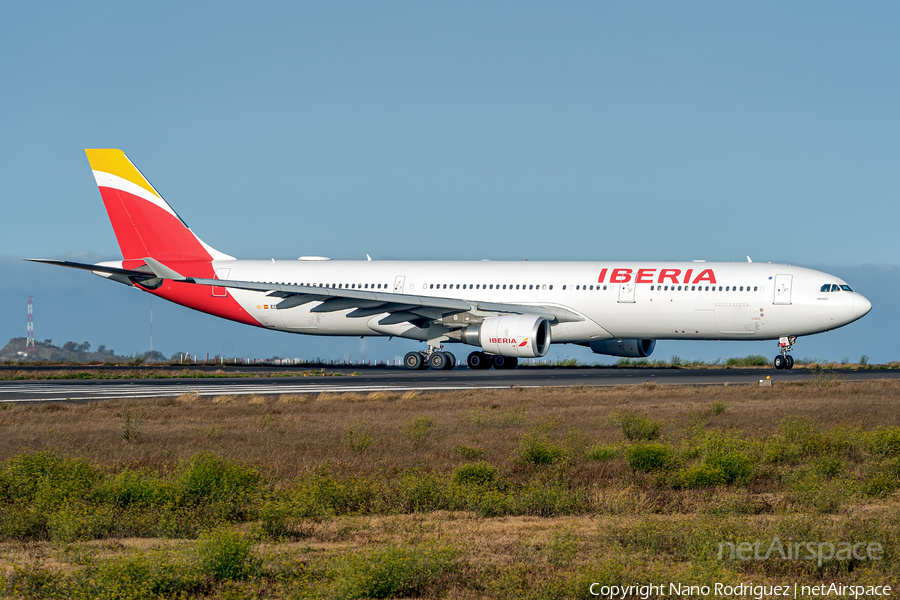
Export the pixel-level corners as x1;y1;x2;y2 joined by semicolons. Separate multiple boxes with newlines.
85;149;162;200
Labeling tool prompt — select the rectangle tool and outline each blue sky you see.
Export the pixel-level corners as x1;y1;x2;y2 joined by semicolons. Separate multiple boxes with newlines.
1;2;897;363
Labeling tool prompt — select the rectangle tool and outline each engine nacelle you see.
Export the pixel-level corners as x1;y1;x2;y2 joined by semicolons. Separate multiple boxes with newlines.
589;338;656;358
459;314;551;358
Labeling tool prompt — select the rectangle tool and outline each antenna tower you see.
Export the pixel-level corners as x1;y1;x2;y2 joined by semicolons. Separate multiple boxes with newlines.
26;296;35;352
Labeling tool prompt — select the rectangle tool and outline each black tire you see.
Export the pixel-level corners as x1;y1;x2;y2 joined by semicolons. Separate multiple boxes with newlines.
442;352;456;370
428;352;447;370
467;351;489;370
404;351;423;370
493;355;518;370
785;355;794;370
773;355;785;370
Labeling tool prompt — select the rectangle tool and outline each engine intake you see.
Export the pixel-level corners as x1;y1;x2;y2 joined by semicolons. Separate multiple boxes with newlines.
589;338;656;358
457;314;551;358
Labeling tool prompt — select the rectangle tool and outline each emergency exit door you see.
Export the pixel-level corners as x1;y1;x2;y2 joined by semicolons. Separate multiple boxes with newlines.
618;281;636;303
393;276;406;294
773;274;792;305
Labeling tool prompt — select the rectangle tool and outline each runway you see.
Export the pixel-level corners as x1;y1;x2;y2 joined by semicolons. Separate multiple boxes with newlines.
1;366;898;402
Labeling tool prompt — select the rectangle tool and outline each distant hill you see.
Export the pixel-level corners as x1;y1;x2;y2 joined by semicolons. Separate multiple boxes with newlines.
0;337;164;364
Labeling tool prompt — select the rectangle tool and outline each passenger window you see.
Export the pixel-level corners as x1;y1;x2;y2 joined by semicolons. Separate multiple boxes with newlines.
753;286;757;291
529;285;533;290
562;285;566;290
691;286;695;291
603;285;607;290
651;285;655;291
589;285;593;290
664;286;668;291
678;286;682;291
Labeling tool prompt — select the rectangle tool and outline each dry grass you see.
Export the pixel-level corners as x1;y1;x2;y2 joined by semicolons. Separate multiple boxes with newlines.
0;380;898;482
1;380;899;597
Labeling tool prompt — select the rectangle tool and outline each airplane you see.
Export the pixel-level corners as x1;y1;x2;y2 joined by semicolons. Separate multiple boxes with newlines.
30;149;872;371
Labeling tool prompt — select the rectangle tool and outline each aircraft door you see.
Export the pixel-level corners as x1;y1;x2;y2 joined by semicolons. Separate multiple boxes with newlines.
773;274;792;305
617;280;636;303
212;268;230;297
393;276;406;294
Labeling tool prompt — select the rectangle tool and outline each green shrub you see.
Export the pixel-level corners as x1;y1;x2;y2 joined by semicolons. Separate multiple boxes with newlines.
453;445;485;459
258;498;302;539
626;444;676;472
196;526;259;580
7;553;203;600
176;454;262;519
452;462;499;487
342;425;373;452
706;451;753;483
330;544;460;600
870;427;900;456
812;456;844;479
516;433;567;465
618;412;664;441
679;464;727;488
585;445;618;461
403;416;436;442
725;355;769;366
396;471;451;512
709;401;727;416
512;482;583;517
545;528;579;567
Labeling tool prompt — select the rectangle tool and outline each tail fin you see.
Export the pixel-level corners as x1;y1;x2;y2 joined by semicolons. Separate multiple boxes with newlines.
85;149;233;262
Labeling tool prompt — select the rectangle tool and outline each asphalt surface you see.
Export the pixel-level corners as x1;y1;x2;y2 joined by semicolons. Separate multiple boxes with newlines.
1;366;898;402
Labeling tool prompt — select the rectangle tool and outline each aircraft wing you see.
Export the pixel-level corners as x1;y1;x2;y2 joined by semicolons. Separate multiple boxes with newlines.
140;258;584;325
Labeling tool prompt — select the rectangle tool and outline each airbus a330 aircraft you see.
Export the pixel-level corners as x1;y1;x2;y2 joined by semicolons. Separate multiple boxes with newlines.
31;150;872;371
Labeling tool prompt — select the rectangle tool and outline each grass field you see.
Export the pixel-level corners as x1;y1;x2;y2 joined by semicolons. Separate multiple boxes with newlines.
0;380;898;598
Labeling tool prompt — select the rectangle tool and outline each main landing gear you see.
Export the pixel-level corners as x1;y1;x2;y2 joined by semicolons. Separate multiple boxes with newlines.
773;336;796;370
403;349;456;371
466;351;518;370
402;349;519;371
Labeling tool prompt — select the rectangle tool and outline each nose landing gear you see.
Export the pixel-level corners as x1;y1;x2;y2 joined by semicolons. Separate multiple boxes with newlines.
773;336;796;370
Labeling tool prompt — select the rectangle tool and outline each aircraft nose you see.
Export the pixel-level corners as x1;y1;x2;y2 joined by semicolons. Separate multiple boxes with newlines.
853;294;872;318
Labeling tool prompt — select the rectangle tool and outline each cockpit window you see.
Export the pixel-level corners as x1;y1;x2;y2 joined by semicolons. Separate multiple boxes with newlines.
831;284;840;292
820;284;831;292
841;284;853;292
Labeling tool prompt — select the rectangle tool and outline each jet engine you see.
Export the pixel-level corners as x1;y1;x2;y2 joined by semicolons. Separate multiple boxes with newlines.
589;338;656;358
454;314;551;358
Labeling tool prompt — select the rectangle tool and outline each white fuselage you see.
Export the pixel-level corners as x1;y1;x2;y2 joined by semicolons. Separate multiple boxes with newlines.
211;259;870;345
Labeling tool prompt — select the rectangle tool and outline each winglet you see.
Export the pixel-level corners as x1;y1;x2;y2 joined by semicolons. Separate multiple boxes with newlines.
143;257;190;281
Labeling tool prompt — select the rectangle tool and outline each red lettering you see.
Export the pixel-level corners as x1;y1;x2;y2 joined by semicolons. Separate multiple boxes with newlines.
683;269;693;285
610;268;633;283
692;269;717;284
658;269;681;284
597;268;608;284
636;268;656;284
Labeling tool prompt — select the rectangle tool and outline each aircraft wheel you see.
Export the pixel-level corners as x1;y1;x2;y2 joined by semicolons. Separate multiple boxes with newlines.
404;351;423;370
442;352;456;370
773;355;785;370
428;352;448;370
785;355;794;370
467;351;490;370
493;355;518;370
